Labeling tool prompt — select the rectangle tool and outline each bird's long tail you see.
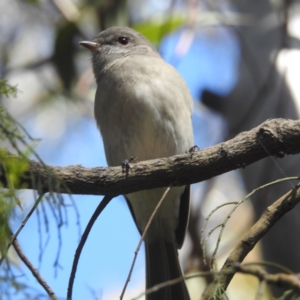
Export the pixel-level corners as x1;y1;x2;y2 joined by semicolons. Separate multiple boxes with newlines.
145;238;190;300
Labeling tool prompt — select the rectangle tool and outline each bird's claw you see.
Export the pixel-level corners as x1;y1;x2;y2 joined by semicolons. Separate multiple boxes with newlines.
122;156;139;175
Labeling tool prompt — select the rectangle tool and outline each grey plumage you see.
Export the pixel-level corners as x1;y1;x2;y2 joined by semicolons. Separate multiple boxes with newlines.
81;26;193;300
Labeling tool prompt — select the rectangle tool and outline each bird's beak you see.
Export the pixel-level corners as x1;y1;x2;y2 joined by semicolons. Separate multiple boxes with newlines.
79;41;99;52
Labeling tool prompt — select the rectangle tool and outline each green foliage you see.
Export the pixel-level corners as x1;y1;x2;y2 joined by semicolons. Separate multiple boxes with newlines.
133;15;185;46
205;284;228;300
53;22;78;91
0;196;13;256
22;0;40;4
0;80;17;98
0;80;31;257
0;148;29;191
0;107;22;144
0;81;22;146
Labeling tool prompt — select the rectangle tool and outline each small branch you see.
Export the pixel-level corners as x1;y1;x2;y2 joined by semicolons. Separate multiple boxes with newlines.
0;193;45;266
201;183;300;299
50;0;80;22
201;201;238;265
131;271;216;300
120;186;171;300
1;118;300;196
11;232;58;300
234;263;300;292
67;195;113;300
255;279;266;300
206;177;299;270
242;261;293;275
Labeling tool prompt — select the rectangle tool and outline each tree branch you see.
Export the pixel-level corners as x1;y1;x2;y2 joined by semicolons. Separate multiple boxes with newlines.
67;195;113;300
11;231;58;300
1;118;300;196
233;263;300;292
201;183;300;299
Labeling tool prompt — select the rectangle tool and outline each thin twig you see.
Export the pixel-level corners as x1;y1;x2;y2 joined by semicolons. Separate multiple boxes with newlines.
209;176;299;269
67;195;113;300
234;263;300;292
242;261;293;275
201;201;238;264
201;183;300;299
255;279;266;300
11;229;58;300
0;193;45;266
120;186;171;300
130;271;218;300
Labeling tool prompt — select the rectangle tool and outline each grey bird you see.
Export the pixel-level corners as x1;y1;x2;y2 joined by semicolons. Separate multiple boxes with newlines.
80;26;193;300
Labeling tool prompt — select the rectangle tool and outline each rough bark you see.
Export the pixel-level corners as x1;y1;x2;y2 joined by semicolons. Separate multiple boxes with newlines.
1;118;299;196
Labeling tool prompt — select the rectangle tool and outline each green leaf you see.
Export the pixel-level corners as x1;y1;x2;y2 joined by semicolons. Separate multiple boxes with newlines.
132;15;186;46
0;80;18;98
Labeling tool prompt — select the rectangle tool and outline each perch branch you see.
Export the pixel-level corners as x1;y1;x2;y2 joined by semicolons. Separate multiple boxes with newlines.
201;183;300;299
1;118;300;197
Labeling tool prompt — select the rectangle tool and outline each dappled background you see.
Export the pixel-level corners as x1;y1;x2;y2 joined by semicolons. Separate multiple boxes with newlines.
1;0;300;299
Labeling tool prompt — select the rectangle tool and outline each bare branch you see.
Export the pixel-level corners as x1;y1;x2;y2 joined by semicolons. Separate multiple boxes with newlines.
201;183;300;299
120;186;171;300
1;118;300;197
11;231;58;300
67;195;113;300
234;263;300;292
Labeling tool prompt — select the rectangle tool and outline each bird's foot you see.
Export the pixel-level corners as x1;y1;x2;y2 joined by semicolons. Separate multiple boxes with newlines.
188;145;200;158
122;156;139;176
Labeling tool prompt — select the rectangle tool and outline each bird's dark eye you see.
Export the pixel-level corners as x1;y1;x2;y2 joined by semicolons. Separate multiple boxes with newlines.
117;37;129;45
